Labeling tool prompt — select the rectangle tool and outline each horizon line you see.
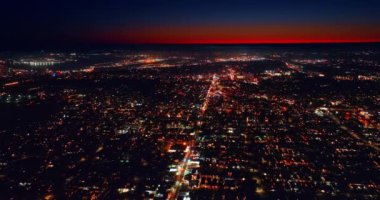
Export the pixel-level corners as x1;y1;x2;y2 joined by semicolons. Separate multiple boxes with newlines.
1;41;380;52
116;40;380;45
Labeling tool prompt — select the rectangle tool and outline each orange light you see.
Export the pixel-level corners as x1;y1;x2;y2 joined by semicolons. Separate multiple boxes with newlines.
4;81;19;87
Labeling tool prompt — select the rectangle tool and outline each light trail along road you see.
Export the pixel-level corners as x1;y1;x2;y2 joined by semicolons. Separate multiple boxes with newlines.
168;75;219;200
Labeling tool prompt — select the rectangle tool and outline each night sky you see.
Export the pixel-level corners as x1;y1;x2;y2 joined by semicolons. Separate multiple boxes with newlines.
1;0;380;49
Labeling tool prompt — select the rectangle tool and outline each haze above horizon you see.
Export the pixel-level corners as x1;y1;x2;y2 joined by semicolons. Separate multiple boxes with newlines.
1;0;380;50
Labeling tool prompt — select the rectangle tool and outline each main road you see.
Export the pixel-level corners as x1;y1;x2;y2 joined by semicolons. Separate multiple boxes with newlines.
168;74;219;200
323;110;380;152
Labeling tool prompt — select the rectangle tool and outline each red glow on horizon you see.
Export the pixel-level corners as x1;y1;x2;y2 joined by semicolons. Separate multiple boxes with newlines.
84;23;380;45
120;39;380;45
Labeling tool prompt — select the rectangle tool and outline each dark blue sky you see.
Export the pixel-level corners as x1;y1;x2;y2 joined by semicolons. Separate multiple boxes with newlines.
1;0;380;49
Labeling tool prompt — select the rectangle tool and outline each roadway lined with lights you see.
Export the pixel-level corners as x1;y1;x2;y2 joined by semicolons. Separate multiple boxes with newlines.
325;111;380;152
168;74;219;200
